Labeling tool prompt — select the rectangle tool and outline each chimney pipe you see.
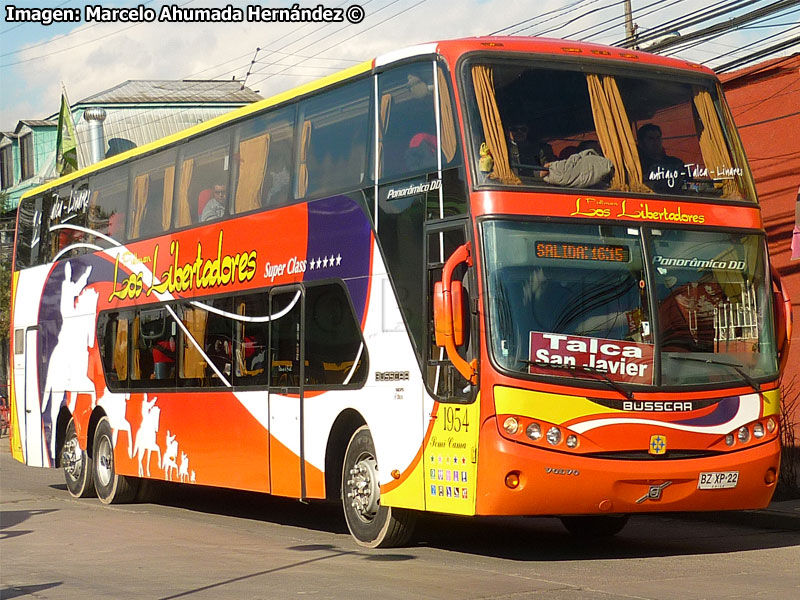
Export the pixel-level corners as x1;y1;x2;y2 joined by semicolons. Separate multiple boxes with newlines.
83;107;107;164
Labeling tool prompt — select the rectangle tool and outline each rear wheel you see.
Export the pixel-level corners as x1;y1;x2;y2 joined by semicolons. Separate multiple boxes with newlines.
62;418;95;498
342;425;415;548
560;515;629;537
93;417;138;504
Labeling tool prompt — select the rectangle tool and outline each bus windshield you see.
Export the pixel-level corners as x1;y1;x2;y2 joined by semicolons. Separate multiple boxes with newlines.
482;221;778;389
464;58;753;202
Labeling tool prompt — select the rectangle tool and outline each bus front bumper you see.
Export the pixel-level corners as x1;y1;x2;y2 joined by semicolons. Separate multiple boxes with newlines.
475;417;781;516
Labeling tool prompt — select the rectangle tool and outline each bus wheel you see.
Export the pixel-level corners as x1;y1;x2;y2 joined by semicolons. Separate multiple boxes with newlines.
62;418;95;498
560;515;629;537
93;417;138;504
341;425;415;548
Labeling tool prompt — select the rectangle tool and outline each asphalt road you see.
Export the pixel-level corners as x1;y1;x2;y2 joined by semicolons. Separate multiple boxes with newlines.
1;442;799;600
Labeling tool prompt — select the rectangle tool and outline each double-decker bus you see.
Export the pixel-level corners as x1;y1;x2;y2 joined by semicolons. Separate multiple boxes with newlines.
7;37;792;547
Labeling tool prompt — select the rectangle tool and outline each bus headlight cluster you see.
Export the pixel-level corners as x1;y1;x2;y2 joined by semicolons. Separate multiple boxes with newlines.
724;417;777;448
499;415;581;450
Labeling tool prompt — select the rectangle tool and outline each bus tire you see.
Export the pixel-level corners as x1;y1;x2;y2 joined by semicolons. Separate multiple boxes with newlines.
341;425;415;548
62;418;95;498
560;515;629;537
93;417;138;504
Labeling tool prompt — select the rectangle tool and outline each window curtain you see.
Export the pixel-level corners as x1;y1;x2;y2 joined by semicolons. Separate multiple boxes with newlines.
586;74;649;193
131;315;141;380
235;133;270;214
693;87;740;199
377;92;392;179
437;67;457;163
471;65;520;185
113;319;128;381
297;120;312;197
131;174;149;238
161;165;175;232
181;308;208;379
176;159;194;228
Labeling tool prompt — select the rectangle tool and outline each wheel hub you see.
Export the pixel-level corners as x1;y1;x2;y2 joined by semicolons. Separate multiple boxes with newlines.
97;437;113;487
346;456;380;522
62;438;82;479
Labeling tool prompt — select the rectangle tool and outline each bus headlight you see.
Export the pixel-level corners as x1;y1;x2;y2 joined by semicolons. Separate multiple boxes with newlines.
753;423;765;439
526;422;542;441
503;417;520;435
566;434;579;449
766;418;777;433
737;426;751;443
546;426;562;446
725;434;735;446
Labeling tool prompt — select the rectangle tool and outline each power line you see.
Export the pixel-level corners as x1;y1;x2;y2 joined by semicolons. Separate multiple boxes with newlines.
716;34;800;71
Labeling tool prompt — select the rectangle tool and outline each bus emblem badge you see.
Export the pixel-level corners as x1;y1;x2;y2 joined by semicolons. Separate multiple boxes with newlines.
636;481;672;503
649;434;667;455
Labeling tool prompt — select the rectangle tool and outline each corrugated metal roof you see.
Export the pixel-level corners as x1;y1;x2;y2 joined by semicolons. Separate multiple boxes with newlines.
74;106;243;167
77;80;262;105
18;120;57;127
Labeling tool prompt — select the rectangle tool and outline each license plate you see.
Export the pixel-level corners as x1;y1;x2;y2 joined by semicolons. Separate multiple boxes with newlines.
698;471;739;489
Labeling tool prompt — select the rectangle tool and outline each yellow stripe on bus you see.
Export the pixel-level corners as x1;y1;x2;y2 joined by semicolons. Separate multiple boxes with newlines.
494;386;621;424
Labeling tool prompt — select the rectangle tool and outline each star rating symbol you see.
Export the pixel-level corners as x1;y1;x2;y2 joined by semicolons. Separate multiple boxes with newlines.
308;254;342;271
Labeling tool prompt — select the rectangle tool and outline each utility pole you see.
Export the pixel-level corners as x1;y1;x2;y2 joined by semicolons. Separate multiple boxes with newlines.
624;0;636;46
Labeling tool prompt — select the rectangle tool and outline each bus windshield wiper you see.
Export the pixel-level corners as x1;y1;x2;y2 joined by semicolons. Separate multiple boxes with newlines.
667;355;760;393
521;360;633;400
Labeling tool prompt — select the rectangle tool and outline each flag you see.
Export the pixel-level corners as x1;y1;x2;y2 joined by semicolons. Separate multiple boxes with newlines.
56;91;78;176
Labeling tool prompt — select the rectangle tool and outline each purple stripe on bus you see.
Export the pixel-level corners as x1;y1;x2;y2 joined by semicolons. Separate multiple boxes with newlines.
304;194;373;324
676;396;740;427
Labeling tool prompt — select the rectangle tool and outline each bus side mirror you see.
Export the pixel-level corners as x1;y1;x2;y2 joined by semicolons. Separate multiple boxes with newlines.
434;243;477;385
434;280;465;347
772;266;792;376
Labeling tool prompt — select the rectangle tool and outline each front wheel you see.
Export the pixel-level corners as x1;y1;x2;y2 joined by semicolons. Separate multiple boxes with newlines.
93;417;139;504
560;515;629;537
62;418;95;498
341;425;416;548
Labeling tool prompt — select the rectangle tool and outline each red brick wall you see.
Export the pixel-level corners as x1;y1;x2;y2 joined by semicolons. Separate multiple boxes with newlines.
722;56;800;438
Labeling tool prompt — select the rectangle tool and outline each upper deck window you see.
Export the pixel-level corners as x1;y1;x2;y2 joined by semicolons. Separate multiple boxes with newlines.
463;59;754;202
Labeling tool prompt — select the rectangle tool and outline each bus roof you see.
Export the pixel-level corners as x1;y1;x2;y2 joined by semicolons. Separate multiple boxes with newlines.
21;36;716;201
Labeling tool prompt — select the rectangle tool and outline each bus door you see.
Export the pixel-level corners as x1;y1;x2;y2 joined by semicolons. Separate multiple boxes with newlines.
267;286;306;498
21;327;45;466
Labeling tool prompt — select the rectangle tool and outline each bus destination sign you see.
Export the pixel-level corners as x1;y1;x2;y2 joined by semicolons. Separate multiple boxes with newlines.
536;241;630;263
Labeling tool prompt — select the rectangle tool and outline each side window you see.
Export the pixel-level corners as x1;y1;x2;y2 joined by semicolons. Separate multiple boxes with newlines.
132;307;177;388
49;180;91;261
296;79;371;199
269;289;302;388
14;194;46;268
305;284;367;387
175;131;232;228
88;166;129;244
233;292;269;386
130;149;177;239
98;310;133;389
178;298;234;388
377;62;437;182
233;108;294;214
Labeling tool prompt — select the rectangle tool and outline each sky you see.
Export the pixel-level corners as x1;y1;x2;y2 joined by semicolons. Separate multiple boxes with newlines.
1;0;794;132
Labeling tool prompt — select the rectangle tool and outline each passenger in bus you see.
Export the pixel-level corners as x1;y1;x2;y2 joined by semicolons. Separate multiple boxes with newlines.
637;123;686;193
153;336;176;379
405;132;437;171
506;123;546;176
199;185;227;222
